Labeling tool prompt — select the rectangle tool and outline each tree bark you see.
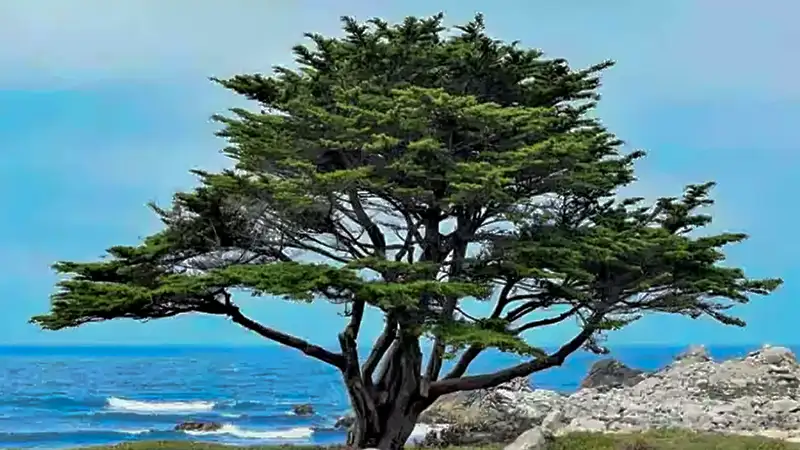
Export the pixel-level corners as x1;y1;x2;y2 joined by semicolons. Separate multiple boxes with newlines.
346;401;421;450
343;333;428;450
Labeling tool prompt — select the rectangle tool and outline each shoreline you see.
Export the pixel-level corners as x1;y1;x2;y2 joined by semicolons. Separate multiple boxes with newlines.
416;345;800;448
3;344;800;449
53;430;800;450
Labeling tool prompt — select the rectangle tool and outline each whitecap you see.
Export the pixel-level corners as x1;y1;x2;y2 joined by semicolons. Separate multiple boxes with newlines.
118;428;152;435
183;424;313;440
106;397;215;414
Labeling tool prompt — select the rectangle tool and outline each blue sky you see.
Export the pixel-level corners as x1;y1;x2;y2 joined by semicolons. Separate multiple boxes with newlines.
1;0;798;348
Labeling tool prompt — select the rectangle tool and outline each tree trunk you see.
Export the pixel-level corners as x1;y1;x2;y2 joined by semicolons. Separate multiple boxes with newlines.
343;333;429;450
346;405;421;450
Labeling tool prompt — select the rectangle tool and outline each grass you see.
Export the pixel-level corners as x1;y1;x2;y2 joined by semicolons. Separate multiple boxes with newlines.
63;430;800;450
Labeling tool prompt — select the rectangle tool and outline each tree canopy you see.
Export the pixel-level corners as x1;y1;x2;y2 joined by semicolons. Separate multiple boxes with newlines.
31;13;781;449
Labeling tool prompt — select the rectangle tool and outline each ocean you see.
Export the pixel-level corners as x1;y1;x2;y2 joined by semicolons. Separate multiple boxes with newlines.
0;344;782;449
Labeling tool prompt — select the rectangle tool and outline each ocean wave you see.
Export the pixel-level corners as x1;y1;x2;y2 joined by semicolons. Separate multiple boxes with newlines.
183;425;313;440
223;400;264;410
106;397;215;414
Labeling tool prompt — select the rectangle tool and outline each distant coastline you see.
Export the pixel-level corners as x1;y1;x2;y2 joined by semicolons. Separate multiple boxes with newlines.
1;342;790;351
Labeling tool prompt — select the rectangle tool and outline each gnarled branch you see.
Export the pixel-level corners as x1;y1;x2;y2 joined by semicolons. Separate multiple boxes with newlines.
510;305;582;333
430;312;604;396
224;305;345;369
362;314;398;383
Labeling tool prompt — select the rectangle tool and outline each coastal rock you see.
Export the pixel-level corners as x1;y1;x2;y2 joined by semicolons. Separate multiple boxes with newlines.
422;345;800;443
293;403;314;416
579;358;645;390
503;426;551;450
420;417;535;447
674;345;712;364
174;421;223;432
334;413;355;429
747;345;796;366
420;377;559;446
420;376;561;426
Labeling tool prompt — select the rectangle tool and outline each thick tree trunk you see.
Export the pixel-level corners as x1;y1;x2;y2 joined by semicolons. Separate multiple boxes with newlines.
343;333;429;450
346;405;420;450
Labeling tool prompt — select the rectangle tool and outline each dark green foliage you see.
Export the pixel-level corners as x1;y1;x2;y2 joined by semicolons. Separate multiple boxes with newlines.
32;13;780;447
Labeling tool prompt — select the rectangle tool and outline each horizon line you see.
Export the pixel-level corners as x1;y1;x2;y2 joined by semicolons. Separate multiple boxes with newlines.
0;342;790;349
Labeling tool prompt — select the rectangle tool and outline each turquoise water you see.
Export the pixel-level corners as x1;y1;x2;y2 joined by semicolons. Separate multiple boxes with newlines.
0;344;779;448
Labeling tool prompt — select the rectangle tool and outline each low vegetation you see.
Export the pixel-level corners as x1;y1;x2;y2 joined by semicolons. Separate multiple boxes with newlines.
67;430;800;450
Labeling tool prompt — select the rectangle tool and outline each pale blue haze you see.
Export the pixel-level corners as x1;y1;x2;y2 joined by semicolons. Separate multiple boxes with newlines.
1;0;798;348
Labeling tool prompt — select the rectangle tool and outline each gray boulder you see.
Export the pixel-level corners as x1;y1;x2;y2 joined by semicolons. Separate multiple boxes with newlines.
580;358;645;390
421;416;536;447
504;427;552;450
674;345;712;364
334;413;355;429
292;403;314;416
175;421;223;432
747;345;797;366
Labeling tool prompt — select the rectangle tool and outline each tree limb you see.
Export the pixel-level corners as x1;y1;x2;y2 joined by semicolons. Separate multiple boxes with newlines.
444;279;520;380
422;340;445;395
429;312;603;396
362;314;398;383
225;306;346;369
395;212;422;263
489;280;519;318
442;344;483;379
510;305;582;333
424;219;472;385
348;191;386;257
504;299;551;322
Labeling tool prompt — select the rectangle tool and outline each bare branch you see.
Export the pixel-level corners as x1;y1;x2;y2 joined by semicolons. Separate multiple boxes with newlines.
441;277;520;381
343;298;366;340
442;344;483;380
224;305;345;369
348;191;387;257
337;300;365;377
489;280;519;318
362;317;398;384
429;312;604;396
504;299;550;322
395;213;423;263
510;305;582;333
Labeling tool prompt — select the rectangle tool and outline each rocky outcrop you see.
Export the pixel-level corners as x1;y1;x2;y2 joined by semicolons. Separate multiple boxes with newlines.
579;358;645;390
334;413;355;429
504;427;552;450
419;377;553;446
419;416;536;447
674;344;712;364
174;421;223;432
420;345;800;445
421;376;561;426
293;403;314;416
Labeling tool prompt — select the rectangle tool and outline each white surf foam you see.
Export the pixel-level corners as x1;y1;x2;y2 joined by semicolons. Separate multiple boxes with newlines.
118;428;152;435
106;397;215;414
183;424;313;440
